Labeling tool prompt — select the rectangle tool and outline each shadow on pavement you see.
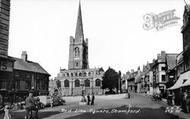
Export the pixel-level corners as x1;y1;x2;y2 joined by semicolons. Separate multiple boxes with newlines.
64;105;179;119
11;110;60;119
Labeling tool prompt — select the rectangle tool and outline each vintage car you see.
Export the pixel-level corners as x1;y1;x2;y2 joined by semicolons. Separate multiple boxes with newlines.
37;95;53;107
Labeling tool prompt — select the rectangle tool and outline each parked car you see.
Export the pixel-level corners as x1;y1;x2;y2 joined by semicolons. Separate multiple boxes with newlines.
105;90;116;95
37;95;53;107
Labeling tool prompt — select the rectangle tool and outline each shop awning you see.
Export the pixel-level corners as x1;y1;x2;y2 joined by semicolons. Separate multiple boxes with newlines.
181;77;190;87
168;71;190;90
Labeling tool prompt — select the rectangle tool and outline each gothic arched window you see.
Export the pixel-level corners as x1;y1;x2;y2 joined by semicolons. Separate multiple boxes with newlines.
88;72;91;76
83;72;87;77
75;72;78;77
79;72;82;77
74;47;80;57
75;62;79;67
67;73;69;77
75;79;80;87
95;79;101;87
64;80;69;87
85;79;90;87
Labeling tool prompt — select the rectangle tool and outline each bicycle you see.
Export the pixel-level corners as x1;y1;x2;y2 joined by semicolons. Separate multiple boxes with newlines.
25;106;39;119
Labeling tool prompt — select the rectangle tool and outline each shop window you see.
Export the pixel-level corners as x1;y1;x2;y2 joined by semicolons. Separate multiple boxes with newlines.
161;67;166;71
162;75;166;82
26;73;31;79
25;81;31;90
0;81;7;90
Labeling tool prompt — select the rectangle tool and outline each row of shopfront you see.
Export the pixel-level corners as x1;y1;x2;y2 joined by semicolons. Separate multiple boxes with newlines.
166;5;190;111
124;5;190;101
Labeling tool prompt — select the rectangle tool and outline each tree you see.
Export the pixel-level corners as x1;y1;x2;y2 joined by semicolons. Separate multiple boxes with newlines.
102;67;119;93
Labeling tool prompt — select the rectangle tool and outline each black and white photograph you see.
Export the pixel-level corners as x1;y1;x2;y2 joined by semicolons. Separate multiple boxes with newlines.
0;0;190;119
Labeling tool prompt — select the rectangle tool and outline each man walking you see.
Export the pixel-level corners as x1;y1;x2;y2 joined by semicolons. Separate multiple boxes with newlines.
25;91;38;119
87;94;91;105
91;93;95;105
0;94;4;118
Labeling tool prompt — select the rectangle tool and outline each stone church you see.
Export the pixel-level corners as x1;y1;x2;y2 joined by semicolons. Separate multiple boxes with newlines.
56;2;104;96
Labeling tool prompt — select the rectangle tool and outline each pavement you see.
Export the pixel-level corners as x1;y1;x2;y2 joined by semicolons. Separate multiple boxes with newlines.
2;93;190;119
137;93;190;119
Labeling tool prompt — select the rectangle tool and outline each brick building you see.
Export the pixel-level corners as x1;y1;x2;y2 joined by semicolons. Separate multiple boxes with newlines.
152;51;177;94
12;51;50;102
127;70;137;92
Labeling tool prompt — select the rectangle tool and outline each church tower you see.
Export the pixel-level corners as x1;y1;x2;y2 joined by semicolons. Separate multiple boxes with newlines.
68;1;89;70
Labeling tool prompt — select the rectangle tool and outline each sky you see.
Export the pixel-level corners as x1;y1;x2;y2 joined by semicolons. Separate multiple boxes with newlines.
8;0;185;78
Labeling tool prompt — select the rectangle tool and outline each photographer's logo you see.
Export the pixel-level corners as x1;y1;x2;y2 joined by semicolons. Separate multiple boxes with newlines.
143;9;180;31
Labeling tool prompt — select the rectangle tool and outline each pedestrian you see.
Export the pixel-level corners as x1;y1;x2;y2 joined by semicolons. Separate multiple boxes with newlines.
171;91;175;106
179;88;183;106
168;91;173;106
91;93;95;105
183;90;189;113
126;89;130;99
0;94;4;118
0;94;3;108
25;91;38;119
184;90;190;113
4;105;11;119
185;90;190;113
87;93;91;105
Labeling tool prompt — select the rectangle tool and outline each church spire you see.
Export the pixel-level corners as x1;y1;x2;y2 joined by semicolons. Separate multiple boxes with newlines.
75;1;84;41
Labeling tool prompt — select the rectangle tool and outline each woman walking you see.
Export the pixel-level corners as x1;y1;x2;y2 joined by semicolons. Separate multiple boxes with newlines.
87;94;91;105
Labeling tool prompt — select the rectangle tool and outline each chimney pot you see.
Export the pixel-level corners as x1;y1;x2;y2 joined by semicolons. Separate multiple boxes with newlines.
21;51;28;61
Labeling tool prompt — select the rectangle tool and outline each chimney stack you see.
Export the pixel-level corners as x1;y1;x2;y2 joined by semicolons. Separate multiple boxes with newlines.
21;51;28;61
131;69;134;73
161;51;166;62
157;53;161;59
